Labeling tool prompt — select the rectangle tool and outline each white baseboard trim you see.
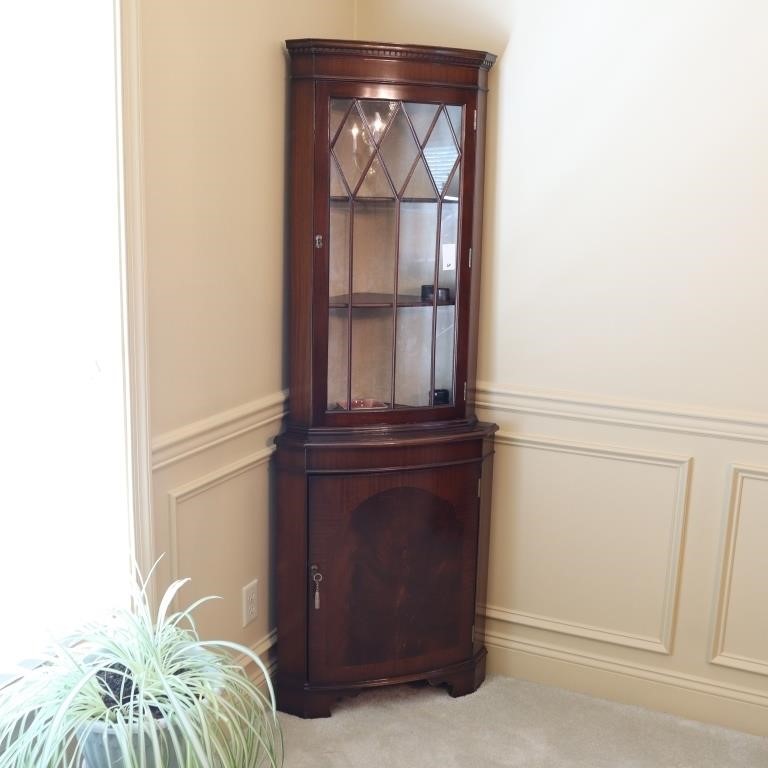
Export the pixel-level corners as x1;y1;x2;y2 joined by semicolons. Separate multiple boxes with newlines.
482;627;768;738
483;629;768;709
152;390;288;470
236;629;278;687
473;383;768;444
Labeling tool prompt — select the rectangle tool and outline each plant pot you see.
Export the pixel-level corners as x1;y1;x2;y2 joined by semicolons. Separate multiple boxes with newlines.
78;647;221;768
79;716;182;768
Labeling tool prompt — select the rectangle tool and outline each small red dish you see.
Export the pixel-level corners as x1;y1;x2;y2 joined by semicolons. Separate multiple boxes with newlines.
337;398;388;410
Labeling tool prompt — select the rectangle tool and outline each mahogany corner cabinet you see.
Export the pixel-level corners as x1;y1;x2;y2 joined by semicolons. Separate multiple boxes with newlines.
276;39;497;718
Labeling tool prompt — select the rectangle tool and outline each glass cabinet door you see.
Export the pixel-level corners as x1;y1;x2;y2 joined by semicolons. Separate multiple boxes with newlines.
327;97;464;413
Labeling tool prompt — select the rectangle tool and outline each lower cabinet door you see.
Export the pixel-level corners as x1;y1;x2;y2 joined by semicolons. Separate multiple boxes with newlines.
307;464;480;684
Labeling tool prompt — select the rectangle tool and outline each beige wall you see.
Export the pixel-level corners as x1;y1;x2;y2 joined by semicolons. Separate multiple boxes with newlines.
358;0;768;735
141;0;354;670
138;0;768;734
143;1;354;435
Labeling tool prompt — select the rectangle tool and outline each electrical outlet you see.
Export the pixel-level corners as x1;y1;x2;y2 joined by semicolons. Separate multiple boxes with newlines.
242;579;258;627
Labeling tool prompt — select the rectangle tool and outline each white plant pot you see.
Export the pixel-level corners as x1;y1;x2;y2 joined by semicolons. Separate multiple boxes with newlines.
77;648;222;767
79;716;183;768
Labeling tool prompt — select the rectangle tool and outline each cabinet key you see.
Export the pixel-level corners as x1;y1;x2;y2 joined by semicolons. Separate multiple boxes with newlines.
311;567;323;610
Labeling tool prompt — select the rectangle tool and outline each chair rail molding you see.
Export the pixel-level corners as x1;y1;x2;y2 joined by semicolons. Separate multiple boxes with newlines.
152;390;288;470
473;383;768;444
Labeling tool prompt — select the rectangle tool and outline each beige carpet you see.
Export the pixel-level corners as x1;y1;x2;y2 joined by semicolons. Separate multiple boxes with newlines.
278;676;768;767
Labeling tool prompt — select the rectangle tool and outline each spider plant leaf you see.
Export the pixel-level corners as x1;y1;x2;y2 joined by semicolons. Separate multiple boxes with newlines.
155;577;191;630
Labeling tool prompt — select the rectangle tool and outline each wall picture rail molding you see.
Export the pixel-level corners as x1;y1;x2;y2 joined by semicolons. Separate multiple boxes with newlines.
482;629;768;710
491;433;691;655
152;390;287;470
711;464;768;676
474;384;768;444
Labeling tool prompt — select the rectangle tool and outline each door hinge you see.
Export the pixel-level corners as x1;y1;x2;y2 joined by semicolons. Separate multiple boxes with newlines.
477;477;482;498
463;381;467;401
471;623;476;642
314;234;323;249
473;109;477;131
468;246;473;268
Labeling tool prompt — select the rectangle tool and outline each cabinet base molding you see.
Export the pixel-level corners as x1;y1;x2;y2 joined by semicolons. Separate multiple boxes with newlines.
277;647;487;719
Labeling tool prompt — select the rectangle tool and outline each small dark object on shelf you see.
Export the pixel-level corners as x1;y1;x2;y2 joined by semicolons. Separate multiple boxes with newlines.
433;389;450;405
420;285;450;302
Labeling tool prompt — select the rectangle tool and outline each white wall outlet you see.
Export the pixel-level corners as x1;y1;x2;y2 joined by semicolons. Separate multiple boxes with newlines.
242;579;258;627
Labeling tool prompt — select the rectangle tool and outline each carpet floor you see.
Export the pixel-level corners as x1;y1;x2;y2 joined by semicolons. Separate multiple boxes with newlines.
278;676;768;767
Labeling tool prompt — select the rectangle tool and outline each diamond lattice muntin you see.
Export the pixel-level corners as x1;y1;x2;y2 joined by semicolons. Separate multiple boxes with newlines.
331;100;461;201
328;98;462;412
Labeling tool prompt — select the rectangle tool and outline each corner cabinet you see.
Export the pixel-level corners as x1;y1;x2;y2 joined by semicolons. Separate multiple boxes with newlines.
276;39;497;718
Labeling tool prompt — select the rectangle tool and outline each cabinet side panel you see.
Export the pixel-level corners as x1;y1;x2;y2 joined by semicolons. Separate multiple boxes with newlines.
288;79;315;425
465;89;488;421
276;446;309;682
454;90;479;418
473;435;495;654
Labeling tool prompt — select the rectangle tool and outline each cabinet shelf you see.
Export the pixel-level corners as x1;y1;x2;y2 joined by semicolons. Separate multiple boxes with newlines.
327;402;423;411
330;196;440;204
329;292;454;309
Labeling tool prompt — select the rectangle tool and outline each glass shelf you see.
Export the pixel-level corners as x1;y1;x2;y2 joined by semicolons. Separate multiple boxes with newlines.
329;292;454;309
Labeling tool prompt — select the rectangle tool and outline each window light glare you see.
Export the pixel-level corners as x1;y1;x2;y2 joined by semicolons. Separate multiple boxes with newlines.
0;1;131;669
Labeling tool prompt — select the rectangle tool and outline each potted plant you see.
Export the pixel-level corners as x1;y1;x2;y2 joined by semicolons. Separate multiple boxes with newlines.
0;562;283;767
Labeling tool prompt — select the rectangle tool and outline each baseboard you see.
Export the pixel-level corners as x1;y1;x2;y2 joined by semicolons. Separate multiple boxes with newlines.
236;629;278;694
483;630;768;737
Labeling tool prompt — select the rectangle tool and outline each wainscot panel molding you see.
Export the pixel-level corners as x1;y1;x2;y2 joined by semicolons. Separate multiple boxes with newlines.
473;383;768;444
489;433;691;655
166;447;275;588
152;390;288;469
474;381;768;735
483;605;672;655
711;464;768;676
